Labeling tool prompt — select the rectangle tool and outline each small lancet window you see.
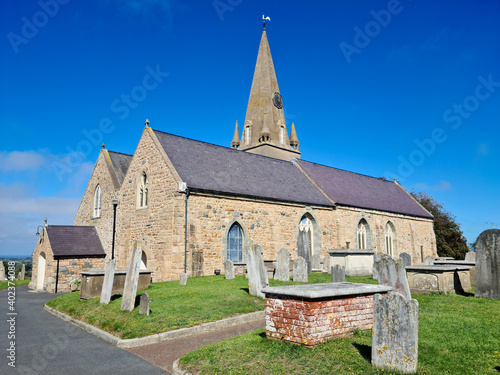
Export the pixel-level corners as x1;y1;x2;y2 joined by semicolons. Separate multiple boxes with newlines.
385;223;394;256
280;126;285;145
93;185;101;218
138;171;149;208
357;221;367;249
227;223;243;263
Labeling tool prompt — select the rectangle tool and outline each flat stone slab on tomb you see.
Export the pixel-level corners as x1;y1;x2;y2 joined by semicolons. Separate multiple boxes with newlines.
262;282;392;299
434;260;476;281
406;265;471;294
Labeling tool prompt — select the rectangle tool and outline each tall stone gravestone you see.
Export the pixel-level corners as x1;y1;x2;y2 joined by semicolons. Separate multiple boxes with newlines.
311;253;321;270
293;257;308;283
373;253;382;280
0;261;5;280
465;251;476;262
180;273;188;285
20;264;26;280
121;242;142;311
100;258;116;304
475;229;500;300
297;229;311;274
275;249;290;281
372;292;419;373
139;292;150;316
247;240;269;298
374;255;411;300
399;252;412;268
331;265;345;282
322;255;331;273
224;259;235;280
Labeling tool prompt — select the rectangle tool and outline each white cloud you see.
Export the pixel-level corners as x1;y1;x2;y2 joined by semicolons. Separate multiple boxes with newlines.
0;150;45;171
412;180;452;192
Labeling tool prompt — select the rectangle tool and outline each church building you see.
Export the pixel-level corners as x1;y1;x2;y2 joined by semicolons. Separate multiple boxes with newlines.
30;28;437;291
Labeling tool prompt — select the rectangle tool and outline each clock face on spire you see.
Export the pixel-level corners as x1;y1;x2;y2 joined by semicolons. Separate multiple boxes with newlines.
272;92;283;109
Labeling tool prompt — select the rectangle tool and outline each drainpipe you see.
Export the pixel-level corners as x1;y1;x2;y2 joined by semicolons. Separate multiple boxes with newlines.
55;259;60;293
184;188;190;274
112;199;118;260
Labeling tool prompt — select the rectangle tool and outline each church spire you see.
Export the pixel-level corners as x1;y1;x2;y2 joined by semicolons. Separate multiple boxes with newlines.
231;120;240;149
290;122;299;150
236;27;301;161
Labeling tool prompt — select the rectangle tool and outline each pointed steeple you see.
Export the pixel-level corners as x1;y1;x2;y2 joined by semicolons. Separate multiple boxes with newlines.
231;121;240;149
236;29;301;161
289;122;299;150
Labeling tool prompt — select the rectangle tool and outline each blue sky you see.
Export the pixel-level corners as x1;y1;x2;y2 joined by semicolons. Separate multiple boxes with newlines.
1;0;499;257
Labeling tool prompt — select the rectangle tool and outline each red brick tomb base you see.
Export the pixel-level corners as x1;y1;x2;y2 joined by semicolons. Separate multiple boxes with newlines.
262;282;392;347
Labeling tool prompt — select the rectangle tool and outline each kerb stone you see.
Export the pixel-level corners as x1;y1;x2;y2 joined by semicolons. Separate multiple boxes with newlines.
293;257;308;283
475;229;500;299
121;242;142;311
274;248;290;281
100;258;116;304
331;265;345;282
399;252;412;267
246;240;269;298
372;292;419;373
224;259;235;280
139;293;150;315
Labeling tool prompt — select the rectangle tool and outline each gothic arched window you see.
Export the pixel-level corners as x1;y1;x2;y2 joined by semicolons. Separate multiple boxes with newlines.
357;220;368;249
138;171;148;208
227;223;243;262
385;222;395;257
93;185;101;218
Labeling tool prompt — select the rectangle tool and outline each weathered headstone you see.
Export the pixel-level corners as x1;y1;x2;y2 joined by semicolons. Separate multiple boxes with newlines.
331;265;345;282
20;264;26;280
275;248;290;281
373;253;383;280
293;257;308;283
297;230;311;274
311;253;321;270
423;256;435;265
322;256;331;273
465;251;476;262
374;255;411;300
372;292;419;373
100;258;116;304
475;229;500;300
224;259;235;280
121;242;142;311
0;261;5;280
246;240;269;298
139;293;150;316
180;273;188;286
399;252;412;268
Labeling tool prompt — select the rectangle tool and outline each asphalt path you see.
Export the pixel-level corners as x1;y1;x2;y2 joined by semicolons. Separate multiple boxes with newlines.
0;285;167;375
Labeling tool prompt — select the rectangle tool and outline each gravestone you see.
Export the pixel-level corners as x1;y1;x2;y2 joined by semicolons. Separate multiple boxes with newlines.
322;256;331;273
311;253;321;270
372;292;419;373
246;240;269;298
331;264;345;282
275;249;290;281
423;256;435;265
297;230;311;274
293;257;308;283
121;242;142;311
139;292;150;315
374;255;411;300
399;252;412;268
372;253;383;280
224;259;235;280
20;264;26;280
100;258;116;304
0;261;5;280
475;229;500;300
465;251;476;262
180;273;188;286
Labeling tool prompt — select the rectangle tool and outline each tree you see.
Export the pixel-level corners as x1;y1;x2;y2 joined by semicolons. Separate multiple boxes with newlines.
411;191;469;259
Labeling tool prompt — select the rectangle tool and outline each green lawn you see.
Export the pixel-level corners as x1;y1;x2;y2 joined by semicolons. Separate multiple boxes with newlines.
179;290;500;375
0;280;30;290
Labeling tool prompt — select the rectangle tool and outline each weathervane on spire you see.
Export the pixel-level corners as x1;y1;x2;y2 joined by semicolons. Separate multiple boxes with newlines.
262;15;271;30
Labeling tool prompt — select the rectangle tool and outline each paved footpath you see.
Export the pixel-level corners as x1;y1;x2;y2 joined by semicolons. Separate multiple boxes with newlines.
0;286;167;375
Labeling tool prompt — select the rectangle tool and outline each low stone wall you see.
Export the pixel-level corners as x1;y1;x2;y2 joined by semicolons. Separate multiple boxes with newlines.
80;270;152;300
263;283;391;346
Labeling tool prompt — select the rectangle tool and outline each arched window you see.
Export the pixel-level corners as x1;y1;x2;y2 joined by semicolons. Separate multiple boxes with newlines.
245;125;251;145
93;185;101;218
357;220;367;249
385;222;395;257
227;223;243;262
138;171;148;208
280;126;286;145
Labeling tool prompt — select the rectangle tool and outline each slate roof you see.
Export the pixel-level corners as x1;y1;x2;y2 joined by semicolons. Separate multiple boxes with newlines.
153;130;334;207
45;226;106;258
295;160;433;219
108;151;133;185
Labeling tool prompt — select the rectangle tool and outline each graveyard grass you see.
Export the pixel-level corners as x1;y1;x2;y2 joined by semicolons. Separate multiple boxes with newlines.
0;280;30;290
180;286;500;375
45;273;344;339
